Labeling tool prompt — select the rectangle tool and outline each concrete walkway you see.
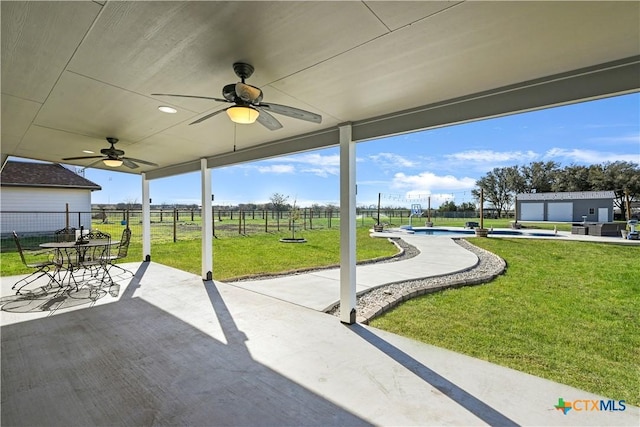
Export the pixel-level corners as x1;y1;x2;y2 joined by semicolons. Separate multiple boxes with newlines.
225;235;478;311
222;227;639;312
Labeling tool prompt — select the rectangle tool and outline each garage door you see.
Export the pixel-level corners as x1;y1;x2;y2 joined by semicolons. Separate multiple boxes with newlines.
520;202;544;221
547;202;573;222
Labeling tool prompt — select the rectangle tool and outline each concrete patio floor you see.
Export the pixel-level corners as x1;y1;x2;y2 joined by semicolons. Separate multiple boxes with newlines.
1;259;637;426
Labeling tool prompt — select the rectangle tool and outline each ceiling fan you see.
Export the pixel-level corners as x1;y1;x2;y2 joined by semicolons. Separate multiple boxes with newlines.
152;62;322;130
62;137;158;169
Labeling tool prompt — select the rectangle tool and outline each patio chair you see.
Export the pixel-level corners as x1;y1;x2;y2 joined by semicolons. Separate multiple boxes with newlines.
54;227;76;242
103;228;132;276
81;230;112;268
11;231;61;295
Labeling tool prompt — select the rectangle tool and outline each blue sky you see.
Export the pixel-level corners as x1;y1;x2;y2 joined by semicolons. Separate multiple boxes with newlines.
77;92;639;208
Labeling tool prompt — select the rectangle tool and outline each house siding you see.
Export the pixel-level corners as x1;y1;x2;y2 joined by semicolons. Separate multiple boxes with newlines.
1;187;93;234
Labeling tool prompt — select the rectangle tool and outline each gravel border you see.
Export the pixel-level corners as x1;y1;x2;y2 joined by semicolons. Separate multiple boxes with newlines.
327;238;506;323
227;237;416;282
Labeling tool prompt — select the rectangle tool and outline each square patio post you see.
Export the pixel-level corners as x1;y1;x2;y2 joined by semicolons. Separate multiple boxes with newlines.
339;123;356;324
142;173;151;262
201;159;213;280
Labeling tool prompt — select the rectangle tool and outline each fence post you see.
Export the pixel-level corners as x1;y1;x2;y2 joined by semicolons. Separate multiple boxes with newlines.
173;208;177;242
264;210;268;233
238;211;242;234
212;208;216;238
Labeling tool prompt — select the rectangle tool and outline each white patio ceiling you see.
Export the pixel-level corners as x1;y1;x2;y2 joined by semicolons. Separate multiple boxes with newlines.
2;1;639;180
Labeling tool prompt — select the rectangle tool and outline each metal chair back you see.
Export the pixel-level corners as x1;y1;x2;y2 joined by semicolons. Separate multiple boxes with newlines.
12;231;29;267
117;228;132;258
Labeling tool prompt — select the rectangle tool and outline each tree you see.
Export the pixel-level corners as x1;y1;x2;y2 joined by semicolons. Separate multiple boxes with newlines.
458;202;476;212
472;167;515;217
438;201;457;212
589;161;640;211
269;193;289;212
520;161;559;193
552;164;592;192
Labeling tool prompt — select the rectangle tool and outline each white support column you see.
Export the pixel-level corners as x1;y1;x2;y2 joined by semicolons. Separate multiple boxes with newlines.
141;173;151;262
339;123;356;324
201;159;213;281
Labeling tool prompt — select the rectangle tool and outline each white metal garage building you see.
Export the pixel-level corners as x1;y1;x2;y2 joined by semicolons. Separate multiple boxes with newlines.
516;191;615;223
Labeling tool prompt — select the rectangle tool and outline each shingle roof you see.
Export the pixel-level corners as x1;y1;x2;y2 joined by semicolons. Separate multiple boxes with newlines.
1;161;101;191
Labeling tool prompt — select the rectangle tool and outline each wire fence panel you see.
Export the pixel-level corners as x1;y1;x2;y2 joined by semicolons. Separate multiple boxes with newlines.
1;208;486;252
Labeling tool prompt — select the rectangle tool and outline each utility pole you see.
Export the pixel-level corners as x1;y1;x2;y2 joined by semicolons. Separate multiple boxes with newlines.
625;189;631;221
480;188;484;229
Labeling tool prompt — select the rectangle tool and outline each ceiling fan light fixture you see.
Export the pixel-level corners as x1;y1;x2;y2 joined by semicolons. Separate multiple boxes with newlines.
158;105;177;114
103;158;123;167
227;106;259;124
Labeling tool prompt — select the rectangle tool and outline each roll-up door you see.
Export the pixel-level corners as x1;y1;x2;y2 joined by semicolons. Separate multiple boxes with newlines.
547;202;573;222
520;202;544;221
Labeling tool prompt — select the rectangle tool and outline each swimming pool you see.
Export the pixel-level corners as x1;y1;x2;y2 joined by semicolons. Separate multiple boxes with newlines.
412;229;474;236
410;228;558;237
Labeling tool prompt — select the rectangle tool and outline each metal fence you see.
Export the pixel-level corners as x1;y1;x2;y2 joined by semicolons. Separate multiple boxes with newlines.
1;208;484;251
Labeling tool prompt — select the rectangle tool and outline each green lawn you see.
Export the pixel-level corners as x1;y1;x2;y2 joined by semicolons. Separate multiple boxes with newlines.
1;227;397;282
147;227;397;280
370;238;640;406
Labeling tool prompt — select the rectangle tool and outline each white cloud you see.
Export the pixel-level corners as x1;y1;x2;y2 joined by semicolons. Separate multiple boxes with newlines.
391;171;476;192
445;150;538;163
369;152;418;168
256;164;295;174
259;153;344;177
268;153;341;166
300;167;339;178
544;148;638;164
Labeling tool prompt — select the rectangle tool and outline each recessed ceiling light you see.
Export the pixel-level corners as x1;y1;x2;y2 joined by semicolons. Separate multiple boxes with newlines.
158;106;177;114
82;150;94;154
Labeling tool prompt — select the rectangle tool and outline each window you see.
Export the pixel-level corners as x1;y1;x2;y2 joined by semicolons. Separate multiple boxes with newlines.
589;208;595;215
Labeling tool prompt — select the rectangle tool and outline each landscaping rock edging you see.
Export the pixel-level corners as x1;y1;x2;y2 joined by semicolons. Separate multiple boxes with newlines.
327;239;507;324
227;237;413;283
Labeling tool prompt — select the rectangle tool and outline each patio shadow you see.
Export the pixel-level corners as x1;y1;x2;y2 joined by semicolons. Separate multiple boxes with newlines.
348;323;518;427
1;277;370;426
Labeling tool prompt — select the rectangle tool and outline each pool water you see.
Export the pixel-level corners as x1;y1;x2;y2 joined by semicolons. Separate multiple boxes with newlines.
411;228;557;237
413;229;474;236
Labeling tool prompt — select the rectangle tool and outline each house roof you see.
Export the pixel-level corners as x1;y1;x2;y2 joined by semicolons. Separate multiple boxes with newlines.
0;161;101;191
517;191;615;201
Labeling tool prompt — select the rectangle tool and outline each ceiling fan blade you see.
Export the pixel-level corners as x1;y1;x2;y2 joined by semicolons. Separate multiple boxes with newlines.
151;93;230;103
121;158;139;169
189;108;228;125
123;157;158;167
83;159;106;169
62;155;104;161
255;107;283;131
235;83;262;103
260;103;322;124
